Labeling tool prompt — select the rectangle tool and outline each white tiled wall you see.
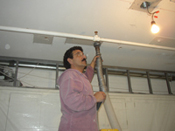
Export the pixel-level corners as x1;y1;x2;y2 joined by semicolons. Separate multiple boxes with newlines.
0;87;175;131
1;67;174;131
0;87;61;131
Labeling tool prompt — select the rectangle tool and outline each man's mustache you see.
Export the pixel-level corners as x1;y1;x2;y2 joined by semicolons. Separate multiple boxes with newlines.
82;58;86;62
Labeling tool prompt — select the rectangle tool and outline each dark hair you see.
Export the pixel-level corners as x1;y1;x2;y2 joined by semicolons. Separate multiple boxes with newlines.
63;46;83;69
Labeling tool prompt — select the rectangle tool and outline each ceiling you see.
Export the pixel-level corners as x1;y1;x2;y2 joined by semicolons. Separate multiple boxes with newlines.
0;0;175;72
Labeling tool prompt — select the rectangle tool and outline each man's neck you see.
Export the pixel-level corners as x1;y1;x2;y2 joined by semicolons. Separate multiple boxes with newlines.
71;66;84;73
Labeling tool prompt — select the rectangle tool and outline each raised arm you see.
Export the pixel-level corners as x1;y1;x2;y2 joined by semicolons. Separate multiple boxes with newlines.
90;55;99;69
85;55;99;82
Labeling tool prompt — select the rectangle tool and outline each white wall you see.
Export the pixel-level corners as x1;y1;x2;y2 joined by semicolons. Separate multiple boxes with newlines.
0;87;61;131
0;67;175;131
98;93;175;131
0;86;175;131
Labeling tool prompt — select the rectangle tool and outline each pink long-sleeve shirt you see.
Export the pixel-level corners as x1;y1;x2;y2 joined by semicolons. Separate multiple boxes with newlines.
57;66;98;131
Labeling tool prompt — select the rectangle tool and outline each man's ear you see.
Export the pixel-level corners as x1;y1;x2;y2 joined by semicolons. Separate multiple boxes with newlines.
67;58;73;65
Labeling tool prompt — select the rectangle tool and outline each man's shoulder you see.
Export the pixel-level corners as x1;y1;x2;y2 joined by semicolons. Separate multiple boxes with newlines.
60;69;80;78
58;69;81;85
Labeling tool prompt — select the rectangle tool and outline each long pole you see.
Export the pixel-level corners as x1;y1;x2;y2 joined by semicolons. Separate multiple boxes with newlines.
94;42;122;131
0;26;175;51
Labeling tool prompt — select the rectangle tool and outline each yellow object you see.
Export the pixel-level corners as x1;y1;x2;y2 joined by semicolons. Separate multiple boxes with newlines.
101;129;119;131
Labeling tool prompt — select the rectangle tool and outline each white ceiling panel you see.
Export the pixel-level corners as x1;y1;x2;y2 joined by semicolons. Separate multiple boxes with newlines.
0;0;175;71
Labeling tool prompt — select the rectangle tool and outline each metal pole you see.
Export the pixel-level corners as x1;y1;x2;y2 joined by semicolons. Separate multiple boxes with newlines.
127;70;133;93
55;63;59;89
104;68;109;92
13;61;19;87
146;71;153;94
165;73;172;94
94;41;122;130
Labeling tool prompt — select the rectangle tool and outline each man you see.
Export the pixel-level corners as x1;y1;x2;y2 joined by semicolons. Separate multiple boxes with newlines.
57;46;106;131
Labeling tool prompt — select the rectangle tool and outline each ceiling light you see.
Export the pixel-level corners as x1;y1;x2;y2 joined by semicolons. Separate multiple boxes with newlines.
141;1;160;34
151;21;160;34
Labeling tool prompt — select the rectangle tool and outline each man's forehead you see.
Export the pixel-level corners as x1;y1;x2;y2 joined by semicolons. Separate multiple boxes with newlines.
73;50;83;53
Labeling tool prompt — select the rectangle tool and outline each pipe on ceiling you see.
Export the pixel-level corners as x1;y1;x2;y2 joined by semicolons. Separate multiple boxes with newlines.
0;26;175;51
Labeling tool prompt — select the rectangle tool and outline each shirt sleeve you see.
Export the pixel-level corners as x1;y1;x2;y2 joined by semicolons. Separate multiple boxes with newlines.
84;66;94;83
60;76;96;112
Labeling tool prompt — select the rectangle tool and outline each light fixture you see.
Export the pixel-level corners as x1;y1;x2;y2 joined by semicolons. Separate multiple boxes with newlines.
151;21;160;34
140;1;160;34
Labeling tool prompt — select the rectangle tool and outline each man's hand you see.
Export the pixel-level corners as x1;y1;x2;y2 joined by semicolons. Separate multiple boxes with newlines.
90;55;100;69
94;91;106;102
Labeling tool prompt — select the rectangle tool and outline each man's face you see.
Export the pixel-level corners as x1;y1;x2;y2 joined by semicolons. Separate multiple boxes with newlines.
70;50;87;68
